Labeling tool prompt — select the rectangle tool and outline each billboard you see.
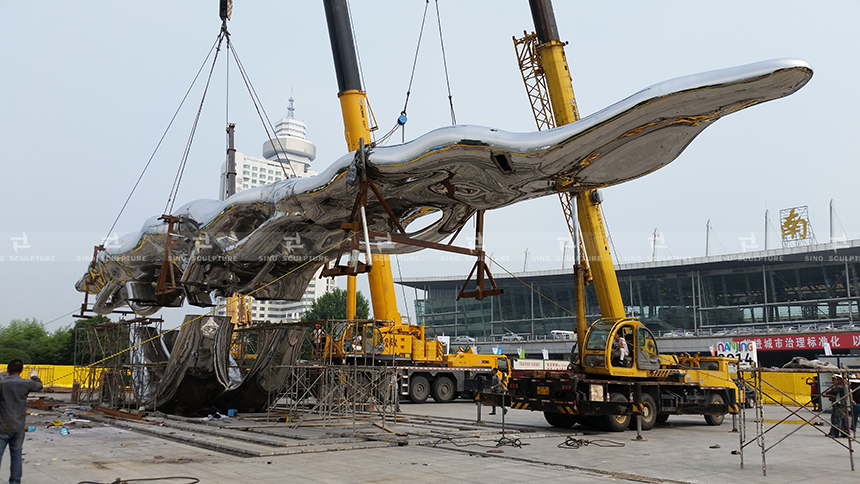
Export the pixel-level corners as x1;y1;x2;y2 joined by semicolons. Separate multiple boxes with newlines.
713;340;758;368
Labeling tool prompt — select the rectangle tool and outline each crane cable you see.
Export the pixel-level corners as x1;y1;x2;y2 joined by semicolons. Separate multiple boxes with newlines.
226;38;297;179
397;0;431;143
376;0;456;147
434;0;456;126
486;254;576;319
393;254;412;325
164;28;228;215
100;33;223;246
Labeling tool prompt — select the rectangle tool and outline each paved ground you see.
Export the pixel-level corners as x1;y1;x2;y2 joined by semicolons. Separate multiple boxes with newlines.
3;395;857;484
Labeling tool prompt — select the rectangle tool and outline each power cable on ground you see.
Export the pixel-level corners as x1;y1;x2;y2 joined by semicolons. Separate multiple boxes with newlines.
557;436;625;449
77;478;199;484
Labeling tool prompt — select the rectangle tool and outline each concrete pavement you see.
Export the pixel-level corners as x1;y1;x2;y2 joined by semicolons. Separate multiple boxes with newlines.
3;395;856;484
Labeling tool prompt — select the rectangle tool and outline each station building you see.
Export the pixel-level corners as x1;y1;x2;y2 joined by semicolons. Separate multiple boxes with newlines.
398;239;860;366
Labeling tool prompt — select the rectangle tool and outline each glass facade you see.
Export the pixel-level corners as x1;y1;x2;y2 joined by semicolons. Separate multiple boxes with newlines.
402;242;860;340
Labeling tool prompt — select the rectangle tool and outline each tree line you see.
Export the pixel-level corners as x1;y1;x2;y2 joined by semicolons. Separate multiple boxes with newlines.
0;316;108;365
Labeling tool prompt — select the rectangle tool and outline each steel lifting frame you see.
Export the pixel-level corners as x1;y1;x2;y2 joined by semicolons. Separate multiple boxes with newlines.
320;141;503;301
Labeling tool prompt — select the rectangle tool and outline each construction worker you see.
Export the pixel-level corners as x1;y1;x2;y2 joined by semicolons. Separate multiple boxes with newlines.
389;372;402;412
823;375;850;438
850;373;860;433
611;332;629;367
489;368;507;415
0;359;43;484
311;324;326;360
806;375;820;411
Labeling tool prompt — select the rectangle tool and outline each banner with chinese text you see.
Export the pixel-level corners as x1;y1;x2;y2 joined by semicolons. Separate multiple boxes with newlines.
733;333;860;351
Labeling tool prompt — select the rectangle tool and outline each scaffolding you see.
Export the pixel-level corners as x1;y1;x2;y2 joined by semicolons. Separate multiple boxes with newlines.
73;316;166;411
262;319;399;430
72;317;398;425
737;367;856;475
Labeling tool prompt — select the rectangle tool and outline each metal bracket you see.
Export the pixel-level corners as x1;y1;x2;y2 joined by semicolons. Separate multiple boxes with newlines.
155;214;183;296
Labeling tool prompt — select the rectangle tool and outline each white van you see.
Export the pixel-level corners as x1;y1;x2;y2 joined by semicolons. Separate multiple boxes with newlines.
550;330;576;340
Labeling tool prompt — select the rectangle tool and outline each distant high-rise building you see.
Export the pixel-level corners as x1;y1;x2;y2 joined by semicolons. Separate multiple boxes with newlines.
216;98;335;322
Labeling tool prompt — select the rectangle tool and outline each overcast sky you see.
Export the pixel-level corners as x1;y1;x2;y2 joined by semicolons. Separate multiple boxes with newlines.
2;1;858;332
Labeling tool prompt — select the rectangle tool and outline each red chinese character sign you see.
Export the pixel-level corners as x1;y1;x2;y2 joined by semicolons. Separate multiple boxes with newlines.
733;333;860;352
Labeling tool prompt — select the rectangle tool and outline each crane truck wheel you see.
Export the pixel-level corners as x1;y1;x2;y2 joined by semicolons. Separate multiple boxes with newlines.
628;393;657;431
410;376;431;404
704;393;726;426
431;376;456;403
603;393;631;432
544;411;578;428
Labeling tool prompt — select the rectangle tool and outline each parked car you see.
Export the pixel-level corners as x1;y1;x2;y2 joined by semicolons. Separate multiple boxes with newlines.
452;335;476;344
501;332;524;341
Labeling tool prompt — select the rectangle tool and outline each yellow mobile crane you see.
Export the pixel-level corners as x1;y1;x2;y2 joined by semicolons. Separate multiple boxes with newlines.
498;0;742;431
320;0;508;403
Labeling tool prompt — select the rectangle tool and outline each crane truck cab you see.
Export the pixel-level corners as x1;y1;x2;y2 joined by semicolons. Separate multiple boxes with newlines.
580;318;661;378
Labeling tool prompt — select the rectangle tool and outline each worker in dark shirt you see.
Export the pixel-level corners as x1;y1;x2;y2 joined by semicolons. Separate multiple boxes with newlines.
488;368;507;415
0;359;43;484
850;373;860;434
823;375;849;438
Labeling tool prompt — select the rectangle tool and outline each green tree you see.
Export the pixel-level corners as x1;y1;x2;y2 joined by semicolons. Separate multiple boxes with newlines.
0;348;31;364
0;315;111;365
302;288;370;321
0;318;49;364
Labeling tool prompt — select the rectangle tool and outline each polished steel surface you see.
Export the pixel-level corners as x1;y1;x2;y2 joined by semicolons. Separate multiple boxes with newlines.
76;59;812;315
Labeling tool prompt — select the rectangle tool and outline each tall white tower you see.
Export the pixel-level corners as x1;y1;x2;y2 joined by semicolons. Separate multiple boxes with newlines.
219;97;318;196
217;99;335;322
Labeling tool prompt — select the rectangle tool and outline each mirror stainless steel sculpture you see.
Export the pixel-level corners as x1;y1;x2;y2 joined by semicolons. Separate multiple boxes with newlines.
76;59;812;315
129;315;306;415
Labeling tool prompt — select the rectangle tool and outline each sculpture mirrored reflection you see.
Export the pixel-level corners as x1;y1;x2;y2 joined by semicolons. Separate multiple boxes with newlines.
77;59;812;316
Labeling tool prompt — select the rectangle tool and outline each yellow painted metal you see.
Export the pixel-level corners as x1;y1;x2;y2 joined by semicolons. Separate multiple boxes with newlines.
346;275;357;319
225;292;251;329
444;349;507;370
529;33;626;323
579;319;651;378
742;371;813;406
337;87;371;323
368;253;402;325
678;354;742;393
412;336;426;361
338;89;372;151
26;365;100;389
536;40;580;126
576;191;625;319
521;32;598;349
337;88;402;329
395;334;412;358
